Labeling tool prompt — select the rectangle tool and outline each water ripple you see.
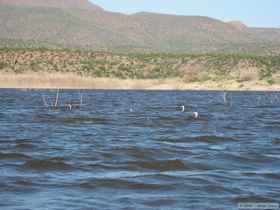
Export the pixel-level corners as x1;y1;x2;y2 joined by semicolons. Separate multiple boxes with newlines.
0;90;280;210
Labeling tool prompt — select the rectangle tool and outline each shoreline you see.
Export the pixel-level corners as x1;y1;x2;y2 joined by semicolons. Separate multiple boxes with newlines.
0;73;279;91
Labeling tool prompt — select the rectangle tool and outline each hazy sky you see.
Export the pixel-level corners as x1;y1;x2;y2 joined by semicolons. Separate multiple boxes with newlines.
91;0;279;28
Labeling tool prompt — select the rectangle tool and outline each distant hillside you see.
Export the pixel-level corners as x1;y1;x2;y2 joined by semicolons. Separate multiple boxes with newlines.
0;0;103;10
0;0;279;54
227;21;248;31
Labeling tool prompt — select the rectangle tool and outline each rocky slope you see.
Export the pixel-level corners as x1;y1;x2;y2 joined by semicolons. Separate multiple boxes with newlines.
0;0;279;54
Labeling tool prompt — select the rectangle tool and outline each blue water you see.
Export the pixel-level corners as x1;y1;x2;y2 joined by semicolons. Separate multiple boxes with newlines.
0;90;280;210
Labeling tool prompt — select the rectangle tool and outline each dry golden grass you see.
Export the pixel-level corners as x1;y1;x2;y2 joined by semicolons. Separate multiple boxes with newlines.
0;72;279;91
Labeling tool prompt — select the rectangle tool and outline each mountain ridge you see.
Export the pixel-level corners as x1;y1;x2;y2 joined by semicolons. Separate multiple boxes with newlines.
0;0;103;10
0;0;279;54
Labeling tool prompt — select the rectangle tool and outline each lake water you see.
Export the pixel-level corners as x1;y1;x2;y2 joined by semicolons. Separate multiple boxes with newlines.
0;90;279;210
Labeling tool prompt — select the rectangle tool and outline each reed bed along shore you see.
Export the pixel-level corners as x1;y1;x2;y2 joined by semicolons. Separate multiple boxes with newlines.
0;72;279;91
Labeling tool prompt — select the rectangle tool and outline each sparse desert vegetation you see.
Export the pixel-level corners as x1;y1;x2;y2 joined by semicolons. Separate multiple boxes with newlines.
0;48;280;90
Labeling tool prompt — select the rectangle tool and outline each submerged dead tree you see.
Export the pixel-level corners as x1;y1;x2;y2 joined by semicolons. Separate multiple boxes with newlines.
42;89;85;110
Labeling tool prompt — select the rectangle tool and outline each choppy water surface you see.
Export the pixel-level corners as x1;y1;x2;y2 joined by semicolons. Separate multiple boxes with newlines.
0;90;280;210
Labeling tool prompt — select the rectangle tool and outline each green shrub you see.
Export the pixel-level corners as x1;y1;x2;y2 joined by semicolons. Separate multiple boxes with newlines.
266;77;275;85
0;62;7;69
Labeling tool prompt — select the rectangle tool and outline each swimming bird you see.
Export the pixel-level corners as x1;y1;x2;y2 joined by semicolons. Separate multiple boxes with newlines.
192;112;199;119
181;105;185;112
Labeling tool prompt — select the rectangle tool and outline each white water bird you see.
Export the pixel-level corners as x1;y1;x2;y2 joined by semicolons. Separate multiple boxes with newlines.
181;105;185;112
192;112;199;119
223;92;228;104
223;91;232;106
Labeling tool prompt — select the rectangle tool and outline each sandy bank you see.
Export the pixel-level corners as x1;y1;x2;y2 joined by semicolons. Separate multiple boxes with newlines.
0;73;279;91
